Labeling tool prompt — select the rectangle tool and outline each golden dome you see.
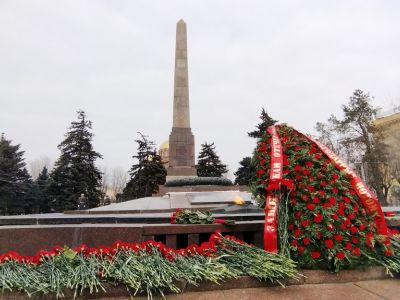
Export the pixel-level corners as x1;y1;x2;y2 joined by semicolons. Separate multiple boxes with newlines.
160;140;169;150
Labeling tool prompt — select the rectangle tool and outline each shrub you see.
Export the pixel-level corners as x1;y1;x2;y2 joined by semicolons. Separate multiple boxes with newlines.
165;177;233;187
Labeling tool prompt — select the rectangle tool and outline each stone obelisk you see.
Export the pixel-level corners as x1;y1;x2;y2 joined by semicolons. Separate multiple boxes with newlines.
167;19;197;178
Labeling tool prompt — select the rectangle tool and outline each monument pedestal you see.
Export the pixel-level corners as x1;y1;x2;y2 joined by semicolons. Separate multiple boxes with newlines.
168;127;196;173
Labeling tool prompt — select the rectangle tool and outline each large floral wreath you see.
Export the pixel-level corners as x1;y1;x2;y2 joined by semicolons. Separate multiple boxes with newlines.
252;124;399;272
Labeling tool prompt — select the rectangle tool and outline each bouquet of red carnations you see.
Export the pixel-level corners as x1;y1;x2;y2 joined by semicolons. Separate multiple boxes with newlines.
170;208;235;226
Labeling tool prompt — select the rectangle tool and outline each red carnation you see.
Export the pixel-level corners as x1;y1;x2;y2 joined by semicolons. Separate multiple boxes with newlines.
294;146;302;151
359;223;366;231
327;223;334;231
318;190;326;197
213;218;233;225
324;239;334;249
306;203;315;211
334;234;343;242
336;251;345;260
298;246;305;254
257;169;265;176
282;179;295;190
313;196;320;203
303;169;311;175
331;213;338;220
314;214;323;223
342;196;351;203
352;248;361;256
314;153;322;159
306;186;315;193
384;250;393;256
291;239;298;246
329;197;336;205
316;231;322;239
294;211;302;219
295;174;302;180
294;165;302;171
323;202;332;208
305;161;313;168
258;143;267;152
311;251;321;259
288;223;294;230
301;195;310;201
294;228;302;237
332;174;339;180
348;213;355;220
302;237;310;245
345;243;353;250
351;237;358;244
320;180;327;187
309;147;317;154
301;220;309;227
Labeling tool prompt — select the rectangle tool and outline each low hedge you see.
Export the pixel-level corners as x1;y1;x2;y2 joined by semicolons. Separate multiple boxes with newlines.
165;177;233;187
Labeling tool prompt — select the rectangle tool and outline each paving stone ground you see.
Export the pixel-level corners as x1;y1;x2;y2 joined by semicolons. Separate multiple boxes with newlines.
94;279;399;300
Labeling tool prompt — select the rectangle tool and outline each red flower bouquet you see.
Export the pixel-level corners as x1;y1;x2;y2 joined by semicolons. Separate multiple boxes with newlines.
252;124;399;271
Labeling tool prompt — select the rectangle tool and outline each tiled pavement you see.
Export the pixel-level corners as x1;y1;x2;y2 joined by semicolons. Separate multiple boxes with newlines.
95;279;399;300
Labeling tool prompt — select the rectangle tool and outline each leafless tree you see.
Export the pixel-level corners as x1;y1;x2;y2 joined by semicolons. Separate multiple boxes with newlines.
100;165;109;197
111;167;128;201
28;156;52;179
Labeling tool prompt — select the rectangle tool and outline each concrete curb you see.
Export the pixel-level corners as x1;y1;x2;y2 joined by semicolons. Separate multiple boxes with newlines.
0;267;397;300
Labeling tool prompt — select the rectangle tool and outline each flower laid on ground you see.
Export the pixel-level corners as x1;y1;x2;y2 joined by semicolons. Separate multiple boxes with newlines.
0;231;298;299
385;211;396;217
252;124;400;272
170;208;235;225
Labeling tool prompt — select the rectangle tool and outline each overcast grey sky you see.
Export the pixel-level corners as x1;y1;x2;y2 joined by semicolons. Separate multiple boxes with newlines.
1;0;399;179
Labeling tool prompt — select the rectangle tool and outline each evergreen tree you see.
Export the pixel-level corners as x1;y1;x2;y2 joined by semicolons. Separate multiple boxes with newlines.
0;134;32;215
31;166;51;213
197;142;228;177
48;111;103;211
122;133;167;200
248;108;278;139
234;156;256;185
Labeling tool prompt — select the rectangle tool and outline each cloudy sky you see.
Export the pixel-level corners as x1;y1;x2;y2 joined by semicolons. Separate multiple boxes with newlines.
1;0;399;179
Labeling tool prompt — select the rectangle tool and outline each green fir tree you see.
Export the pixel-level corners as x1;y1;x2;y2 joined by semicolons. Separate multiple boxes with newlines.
197;142;228;177
248;108;278;139
48;111;103;211
122;133;167;200
31;166;51;213
234;156;256;185
0;134;32;215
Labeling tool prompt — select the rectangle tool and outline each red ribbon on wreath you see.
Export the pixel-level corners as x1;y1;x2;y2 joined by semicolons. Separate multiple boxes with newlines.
264;126;283;252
